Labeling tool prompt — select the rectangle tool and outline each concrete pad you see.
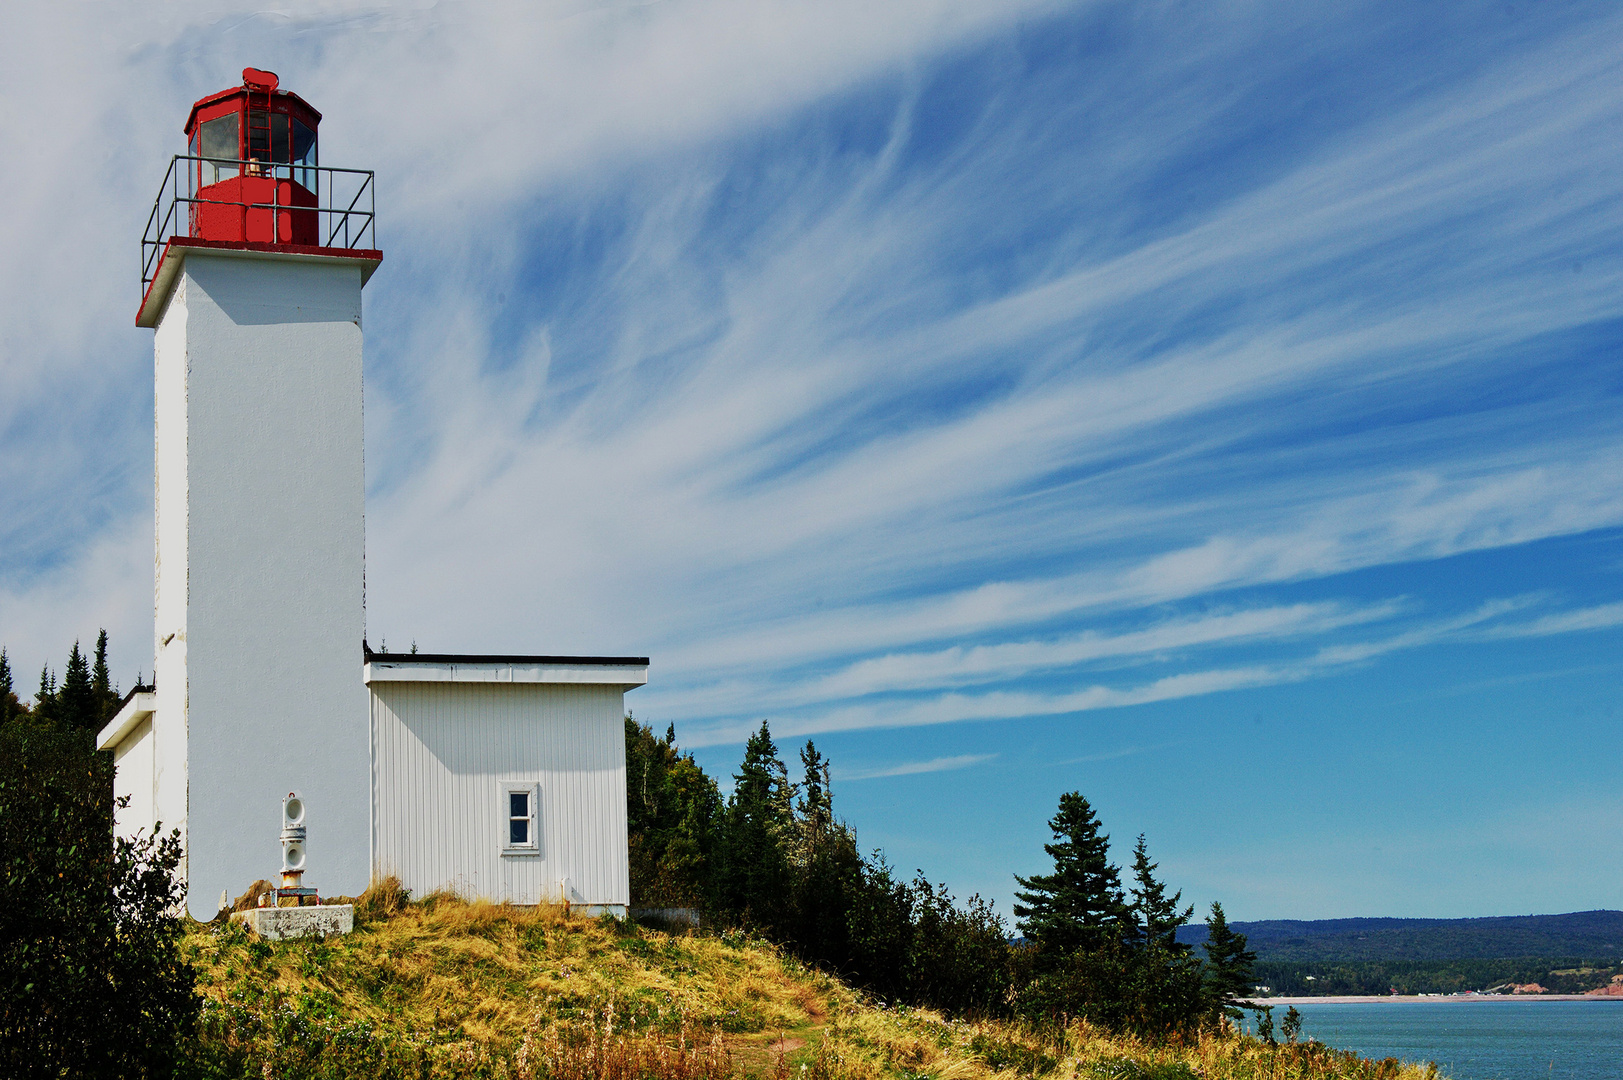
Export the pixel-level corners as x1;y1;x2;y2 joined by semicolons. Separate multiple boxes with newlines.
231;903;354;940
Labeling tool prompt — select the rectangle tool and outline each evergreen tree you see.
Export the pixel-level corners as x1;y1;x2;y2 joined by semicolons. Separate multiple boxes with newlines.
58;642;95;733
623;716;721;908
626;715;679;836
1114;835;1204;1034
661;754;723;907
1126;834;1193;952
620;723;1022;1018
625;715;678;903
795;740;834;859
1202;901;1257;1022
788;740;862;969
717;721;794;931
1282;1004;1303;1044
0;649;16;726
33;667;57;729
1013;792;1126;965
90;630;118;726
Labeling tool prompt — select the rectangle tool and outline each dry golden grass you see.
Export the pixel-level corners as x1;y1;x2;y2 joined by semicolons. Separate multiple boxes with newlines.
185;882;1443;1080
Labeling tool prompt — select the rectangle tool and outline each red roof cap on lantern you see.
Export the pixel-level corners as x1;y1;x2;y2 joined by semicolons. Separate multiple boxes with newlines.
243;67;278;92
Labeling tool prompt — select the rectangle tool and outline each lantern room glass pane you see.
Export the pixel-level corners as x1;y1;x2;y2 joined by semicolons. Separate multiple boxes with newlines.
292;119;317;190
269;113;290;164
292;120;316;165
198;114;239;184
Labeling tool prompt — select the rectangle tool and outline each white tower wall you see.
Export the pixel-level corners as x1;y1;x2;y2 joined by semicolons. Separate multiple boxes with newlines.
151;250;371;917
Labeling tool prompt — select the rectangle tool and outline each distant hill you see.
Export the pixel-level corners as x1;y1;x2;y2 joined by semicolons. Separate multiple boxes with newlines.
1176;910;1623;962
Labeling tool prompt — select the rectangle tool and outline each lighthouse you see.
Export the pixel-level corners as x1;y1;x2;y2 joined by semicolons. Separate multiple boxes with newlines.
102;70;645;921
118;69;381;916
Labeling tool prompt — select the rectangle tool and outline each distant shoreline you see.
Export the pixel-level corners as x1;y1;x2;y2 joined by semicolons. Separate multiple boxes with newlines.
1248;994;1623;1005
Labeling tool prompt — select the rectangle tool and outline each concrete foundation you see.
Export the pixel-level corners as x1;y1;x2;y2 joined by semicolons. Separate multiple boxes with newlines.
231;903;354;940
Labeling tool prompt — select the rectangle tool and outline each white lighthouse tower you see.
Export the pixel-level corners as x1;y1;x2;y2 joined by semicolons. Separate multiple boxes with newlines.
102;69;647;922
101;69;381;917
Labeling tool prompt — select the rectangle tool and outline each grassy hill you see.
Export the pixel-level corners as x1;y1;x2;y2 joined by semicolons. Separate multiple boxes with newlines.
183;885;1439;1079
1178;911;1623;963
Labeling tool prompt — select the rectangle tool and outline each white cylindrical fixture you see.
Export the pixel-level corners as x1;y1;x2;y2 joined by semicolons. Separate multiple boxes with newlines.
281;791;308;874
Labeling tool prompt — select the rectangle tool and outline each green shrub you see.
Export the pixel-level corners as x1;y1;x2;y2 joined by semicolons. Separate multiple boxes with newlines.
0;725;198;1078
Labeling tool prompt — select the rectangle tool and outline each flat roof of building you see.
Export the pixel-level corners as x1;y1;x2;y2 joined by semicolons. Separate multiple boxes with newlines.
364;651;649;666
363;648;649;688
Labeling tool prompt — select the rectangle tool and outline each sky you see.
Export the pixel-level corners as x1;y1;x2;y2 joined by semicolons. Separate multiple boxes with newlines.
2;0;1622;922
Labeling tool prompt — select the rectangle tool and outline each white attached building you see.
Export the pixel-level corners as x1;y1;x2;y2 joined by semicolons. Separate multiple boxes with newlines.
97;71;644;918
366;652;643;907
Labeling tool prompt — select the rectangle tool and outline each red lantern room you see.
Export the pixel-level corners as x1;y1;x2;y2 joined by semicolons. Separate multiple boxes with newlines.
139;68;379;326
184;68;320;245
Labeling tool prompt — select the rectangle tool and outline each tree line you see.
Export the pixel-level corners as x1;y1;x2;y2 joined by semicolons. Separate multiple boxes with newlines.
626;717;1260;1034
1254;957;1623;997
1183;910;1623;964
0;629;129;734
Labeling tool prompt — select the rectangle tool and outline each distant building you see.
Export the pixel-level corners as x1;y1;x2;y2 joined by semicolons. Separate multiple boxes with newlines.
98;69;644;918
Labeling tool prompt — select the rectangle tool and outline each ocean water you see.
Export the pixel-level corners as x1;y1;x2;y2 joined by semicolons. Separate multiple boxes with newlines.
1284;1000;1623;1080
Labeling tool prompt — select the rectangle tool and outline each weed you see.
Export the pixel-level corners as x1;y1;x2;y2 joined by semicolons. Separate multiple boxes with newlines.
513;1002;732;1080
969;1030;1059;1075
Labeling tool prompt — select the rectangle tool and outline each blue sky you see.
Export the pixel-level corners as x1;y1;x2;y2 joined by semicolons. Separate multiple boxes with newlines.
2;1;1622;921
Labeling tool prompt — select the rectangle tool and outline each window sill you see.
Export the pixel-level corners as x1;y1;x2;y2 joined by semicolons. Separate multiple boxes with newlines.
500;848;541;858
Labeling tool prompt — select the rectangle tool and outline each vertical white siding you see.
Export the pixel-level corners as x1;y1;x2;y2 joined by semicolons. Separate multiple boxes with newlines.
154;252;372;918
112;717;155;841
370;682;629;906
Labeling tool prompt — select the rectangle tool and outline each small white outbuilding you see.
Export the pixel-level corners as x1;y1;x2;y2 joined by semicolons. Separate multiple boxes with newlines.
97;70;644;918
366;652;644;908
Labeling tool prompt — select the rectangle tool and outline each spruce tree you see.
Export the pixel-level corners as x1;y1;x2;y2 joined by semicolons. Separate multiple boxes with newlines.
58;642;95;733
718;721;794;931
790;740;861;969
664;753;722;908
34;667;57;729
1013;792;1126;964
1201;901;1257;1022
1126;834;1193;951
796;740;834;855
624;715;678;904
625;714;679;838
1108;834;1205;1033
623;715;725;909
90;630;117;726
0;649;15;726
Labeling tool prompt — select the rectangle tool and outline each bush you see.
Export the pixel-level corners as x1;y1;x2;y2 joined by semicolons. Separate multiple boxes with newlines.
1018;937;1205;1038
0;725;198;1077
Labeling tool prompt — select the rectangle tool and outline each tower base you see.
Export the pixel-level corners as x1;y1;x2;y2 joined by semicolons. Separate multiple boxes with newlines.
231;904;353;940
